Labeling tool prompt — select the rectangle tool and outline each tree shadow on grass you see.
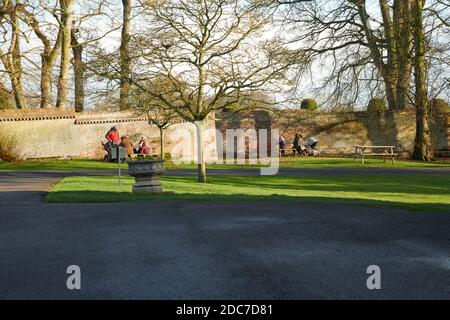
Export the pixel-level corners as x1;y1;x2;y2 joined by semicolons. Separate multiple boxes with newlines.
45;190;450;212
185;176;450;196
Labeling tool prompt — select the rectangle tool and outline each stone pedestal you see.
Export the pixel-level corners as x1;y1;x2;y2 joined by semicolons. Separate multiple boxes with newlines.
127;160;165;194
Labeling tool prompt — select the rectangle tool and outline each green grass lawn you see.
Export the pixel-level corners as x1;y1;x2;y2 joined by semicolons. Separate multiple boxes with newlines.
46;174;450;211
0;159;121;171
1;156;449;171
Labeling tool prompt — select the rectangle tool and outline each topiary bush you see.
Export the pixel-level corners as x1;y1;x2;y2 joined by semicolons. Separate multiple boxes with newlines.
367;98;388;113
300;98;318;111
431;98;450;114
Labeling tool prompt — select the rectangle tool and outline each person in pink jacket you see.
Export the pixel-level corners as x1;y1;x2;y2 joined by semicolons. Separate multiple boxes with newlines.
137;137;150;155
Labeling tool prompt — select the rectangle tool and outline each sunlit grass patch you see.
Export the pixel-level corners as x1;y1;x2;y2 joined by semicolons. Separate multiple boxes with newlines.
47;174;450;211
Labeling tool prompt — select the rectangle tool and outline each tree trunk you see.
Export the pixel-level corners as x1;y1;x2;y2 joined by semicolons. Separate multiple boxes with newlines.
355;1;396;110
159;126;164;160
394;0;413;110
40;32;63;109
379;0;398;110
71;29;84;112
11;39;26;109
56;0;73;109
17;5;63;109
1;6;27;109
195;121;207;183
40;59;53;108
0;50;26;109
355;0;417;111
412;0;433;161
119;0;132;110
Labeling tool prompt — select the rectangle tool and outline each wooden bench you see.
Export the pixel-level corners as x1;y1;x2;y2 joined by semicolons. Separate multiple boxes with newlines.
279;148;305;157
279;147;318;157
354;145;398;164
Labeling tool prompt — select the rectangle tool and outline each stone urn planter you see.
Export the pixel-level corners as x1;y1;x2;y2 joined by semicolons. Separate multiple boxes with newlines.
127;160;165;194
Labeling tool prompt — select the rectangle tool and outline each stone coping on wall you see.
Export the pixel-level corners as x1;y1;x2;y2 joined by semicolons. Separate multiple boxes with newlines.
0;115;76;122
0;109;204;126
0;108;76;122
0;110;146;124
74;117;148;125
73;112;189;125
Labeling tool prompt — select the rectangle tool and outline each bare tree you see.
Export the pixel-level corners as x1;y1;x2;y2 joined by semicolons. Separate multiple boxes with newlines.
121;0;303;182
148;106;179;160
71;19;84;112
0;0;27;109
55;0;73;108
425;0;450;101
119;0;131;109
130;76;181;159
275;0;417;110
17;1;62;108
71;0;125;112
276;0;449;161
413;0;432;161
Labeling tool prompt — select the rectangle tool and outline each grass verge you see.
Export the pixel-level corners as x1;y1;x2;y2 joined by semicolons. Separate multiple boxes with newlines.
46;174;450;211
1;157;449;171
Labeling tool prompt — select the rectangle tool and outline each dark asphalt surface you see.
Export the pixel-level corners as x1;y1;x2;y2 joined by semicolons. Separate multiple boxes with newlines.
3;166;450;178
0;169;449;299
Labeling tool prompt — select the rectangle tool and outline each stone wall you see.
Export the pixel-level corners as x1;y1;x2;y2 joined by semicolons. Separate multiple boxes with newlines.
0;109;218;161
1;108;448;160
216;110;450;157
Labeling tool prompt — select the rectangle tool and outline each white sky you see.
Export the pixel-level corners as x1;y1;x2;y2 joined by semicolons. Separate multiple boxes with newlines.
0;0;449;110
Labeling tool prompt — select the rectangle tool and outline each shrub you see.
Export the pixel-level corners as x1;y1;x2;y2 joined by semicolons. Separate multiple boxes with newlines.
0;88;13;110
222;102;240;113
367;98;387;113
0;131;22;162
300;98;318;111
431;98;450;114
164;152;172;160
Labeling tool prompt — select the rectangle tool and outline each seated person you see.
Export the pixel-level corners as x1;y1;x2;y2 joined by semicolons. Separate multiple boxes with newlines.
292;134;305;155
105;126;120;145
136;137;150;155
279;136;286;157
119;136;134;158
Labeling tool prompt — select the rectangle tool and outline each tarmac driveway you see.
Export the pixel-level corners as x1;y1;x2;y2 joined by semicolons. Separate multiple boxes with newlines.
0;170;449;299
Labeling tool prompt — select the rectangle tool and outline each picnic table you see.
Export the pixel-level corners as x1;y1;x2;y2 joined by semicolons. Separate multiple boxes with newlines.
353;145;398;164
